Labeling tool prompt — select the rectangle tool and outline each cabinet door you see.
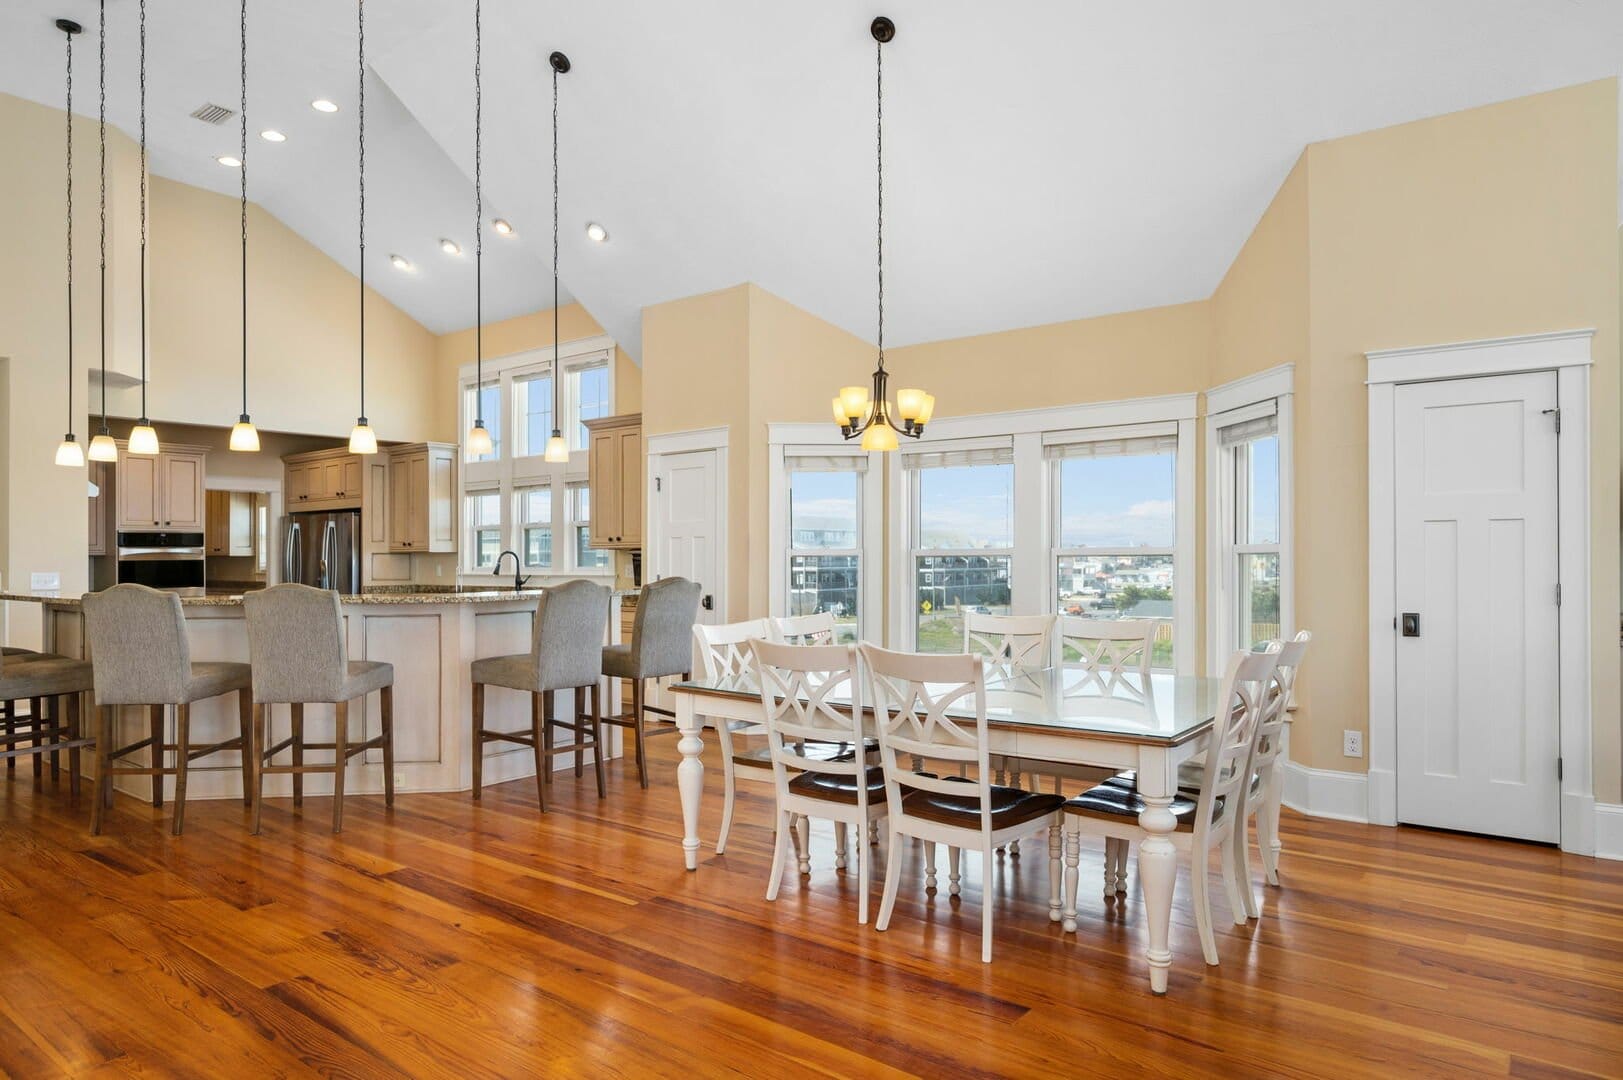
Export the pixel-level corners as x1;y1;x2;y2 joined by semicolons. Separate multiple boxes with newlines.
162;453;205;530
117;453;161;530
88;462;109;555
318;460;342;501
205;490;226;554
340;458;364;501
589;429;621;546
426;447;456;552
228;492;255;556
407;453;431;549
616;427;643;547
388;454;414;550
367;460;390;545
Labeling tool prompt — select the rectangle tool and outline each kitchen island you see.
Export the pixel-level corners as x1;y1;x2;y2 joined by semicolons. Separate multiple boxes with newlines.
1;588;628;803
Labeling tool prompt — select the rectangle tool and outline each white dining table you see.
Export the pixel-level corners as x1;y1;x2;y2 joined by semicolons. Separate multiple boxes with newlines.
669;666;1227;994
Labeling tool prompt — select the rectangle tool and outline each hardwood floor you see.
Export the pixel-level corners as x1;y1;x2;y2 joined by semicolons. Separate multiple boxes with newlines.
0;741;1619;1079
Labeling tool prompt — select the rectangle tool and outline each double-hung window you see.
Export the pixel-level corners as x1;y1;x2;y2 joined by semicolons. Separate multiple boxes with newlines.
465;487;503;569
568;482;611;570
512;372;554;459
905;442;1015;653
572;362;610;449
785;452;866;643
518;486;553;569
1215;405;1282;651
1049;428;1178;669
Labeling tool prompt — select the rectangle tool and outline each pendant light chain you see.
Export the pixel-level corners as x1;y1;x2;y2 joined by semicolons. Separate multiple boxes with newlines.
64;21;75;436
474;0;482;422
240;0;248;417
138;0;147;423
875;35;884;372
357;0;366;420
552;63;560;434
98;0;107;430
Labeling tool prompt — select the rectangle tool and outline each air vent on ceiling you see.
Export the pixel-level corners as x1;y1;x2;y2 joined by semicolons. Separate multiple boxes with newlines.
189;102;236;125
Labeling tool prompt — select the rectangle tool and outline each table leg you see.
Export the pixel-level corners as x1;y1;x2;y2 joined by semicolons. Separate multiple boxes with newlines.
1137;793;1178;994
675;693;705;871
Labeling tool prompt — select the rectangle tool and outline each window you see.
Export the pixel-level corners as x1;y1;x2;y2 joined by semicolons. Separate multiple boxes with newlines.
518;486;552;568
907;446;1015;653
466;489;502;568
568;483;610;570
1220;412;1281;651
1051;431;1177;669
463;381;501;462
513;372;554;458
573;362;610;449
787;456;865;643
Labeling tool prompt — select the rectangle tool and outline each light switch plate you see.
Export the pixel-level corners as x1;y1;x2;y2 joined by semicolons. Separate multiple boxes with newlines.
29;572;61;592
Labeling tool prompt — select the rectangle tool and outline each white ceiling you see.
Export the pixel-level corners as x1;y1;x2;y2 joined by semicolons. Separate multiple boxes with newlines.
4;1;1623;360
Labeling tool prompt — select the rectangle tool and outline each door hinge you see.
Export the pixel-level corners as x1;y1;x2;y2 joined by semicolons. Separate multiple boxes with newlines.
1542;407;1561;434
1555;583;1562;606
655;476;662;493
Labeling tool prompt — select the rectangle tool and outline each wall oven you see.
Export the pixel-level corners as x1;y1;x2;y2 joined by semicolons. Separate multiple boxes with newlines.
116;531;206;595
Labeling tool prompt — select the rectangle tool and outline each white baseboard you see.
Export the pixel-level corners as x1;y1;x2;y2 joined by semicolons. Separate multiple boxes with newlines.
1281;760;1369;824
1596;803;1623;861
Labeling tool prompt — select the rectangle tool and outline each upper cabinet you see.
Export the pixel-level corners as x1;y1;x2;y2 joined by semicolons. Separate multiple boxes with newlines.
284;448;365;511
114;443;207;532
386;442;456;553
205;490;256;557
584;413;642;550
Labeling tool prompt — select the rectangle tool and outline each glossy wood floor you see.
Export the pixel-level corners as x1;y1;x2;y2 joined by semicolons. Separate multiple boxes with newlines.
1;742;1619;1079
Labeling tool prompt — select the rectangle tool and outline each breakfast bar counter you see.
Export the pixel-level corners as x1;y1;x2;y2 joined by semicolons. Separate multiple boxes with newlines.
1;588;627;802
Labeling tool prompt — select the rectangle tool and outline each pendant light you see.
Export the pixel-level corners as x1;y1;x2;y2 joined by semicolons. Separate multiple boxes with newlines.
54;17;85;468
542;50;570;465
126;0;160;456
347;0;377;454
831;17;933;452
228;0;259;452
87;0;115;463
463;0;493;457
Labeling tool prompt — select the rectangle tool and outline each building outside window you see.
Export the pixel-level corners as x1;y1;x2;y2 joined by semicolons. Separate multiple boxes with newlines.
906;447;1015;652
787;460;864;643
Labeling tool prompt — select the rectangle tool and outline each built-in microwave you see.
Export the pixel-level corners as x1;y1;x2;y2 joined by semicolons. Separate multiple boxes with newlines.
115;531;206;595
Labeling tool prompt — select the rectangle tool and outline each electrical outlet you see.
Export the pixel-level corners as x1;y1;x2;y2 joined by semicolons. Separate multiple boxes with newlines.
30;572;61;592
1343;730;1364;758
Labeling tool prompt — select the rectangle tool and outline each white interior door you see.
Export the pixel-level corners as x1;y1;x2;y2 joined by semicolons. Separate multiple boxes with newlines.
1393;371;1560;842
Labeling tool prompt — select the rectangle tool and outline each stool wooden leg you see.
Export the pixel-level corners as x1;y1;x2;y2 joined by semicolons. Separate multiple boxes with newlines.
380;685;395;807
48;696;60;782
290;703;305;808
67;694;82;802
90;706;111;835
31;698;43;779
531;692;547;813
171;704;190;836
471;683;485;801
542;691;555;787
238;689;253;807
250;703;265;835
332;701;348;834
4;698;13;775
574;690;584;778
590;683;606;800
632;679;649;790
149;704;164;808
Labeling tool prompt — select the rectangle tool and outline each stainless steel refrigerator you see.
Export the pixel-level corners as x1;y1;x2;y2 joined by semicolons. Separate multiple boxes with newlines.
282;510;361;592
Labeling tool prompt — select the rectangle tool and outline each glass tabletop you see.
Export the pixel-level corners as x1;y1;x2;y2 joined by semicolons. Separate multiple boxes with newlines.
673;665;1226;745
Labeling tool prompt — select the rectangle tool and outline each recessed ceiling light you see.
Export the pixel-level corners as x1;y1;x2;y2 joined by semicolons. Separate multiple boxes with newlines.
260;129;286;142
311;99;339;113
390;254;413;272
216;155;242;168
491;218;513;236
585;222;609;243
439;238;461;256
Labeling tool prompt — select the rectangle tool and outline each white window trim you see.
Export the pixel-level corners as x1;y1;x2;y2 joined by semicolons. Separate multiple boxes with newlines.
767;423;884;644
1204;363;1295;675
882;395;1196;671
456;334;618;579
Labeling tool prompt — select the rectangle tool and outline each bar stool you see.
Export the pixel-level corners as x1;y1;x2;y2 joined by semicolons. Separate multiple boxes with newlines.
82;584;254;836
242;584;395;834
471;580;611;811
1;646;55;779
0;649;94;798
601;577;703;789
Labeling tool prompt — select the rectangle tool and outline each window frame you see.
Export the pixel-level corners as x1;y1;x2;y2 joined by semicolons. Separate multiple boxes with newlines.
456;336;618;579
516;483;554;571
464;484;505;571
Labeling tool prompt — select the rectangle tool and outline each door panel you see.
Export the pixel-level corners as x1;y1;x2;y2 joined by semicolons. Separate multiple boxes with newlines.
656;450;720;627
1393;372;1559;842
117;453;160;530
163;454;205;529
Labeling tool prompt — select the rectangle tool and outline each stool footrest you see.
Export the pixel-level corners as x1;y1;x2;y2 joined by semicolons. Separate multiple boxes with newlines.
0;737;94;761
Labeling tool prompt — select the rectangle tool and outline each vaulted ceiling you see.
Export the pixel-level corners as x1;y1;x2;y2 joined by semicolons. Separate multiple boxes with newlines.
4;1;1622;360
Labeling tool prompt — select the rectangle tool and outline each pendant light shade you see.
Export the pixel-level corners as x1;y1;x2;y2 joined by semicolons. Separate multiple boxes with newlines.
545;50;571;466
349;0;377;454
230;0;257;451
88;432;117;461
466;420;493;456
128;423;160;455
129;0;159;456
544;434;569;464
55;18;83;469
87;2;116;464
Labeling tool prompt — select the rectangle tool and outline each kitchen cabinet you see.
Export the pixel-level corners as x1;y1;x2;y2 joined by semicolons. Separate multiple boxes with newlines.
283;449;364;510
583;413;643;550
205;490;255;557
88;461;110;555
114;443;208;532
386;442;456;553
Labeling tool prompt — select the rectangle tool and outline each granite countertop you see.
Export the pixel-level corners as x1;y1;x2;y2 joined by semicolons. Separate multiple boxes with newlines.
0;586;639;609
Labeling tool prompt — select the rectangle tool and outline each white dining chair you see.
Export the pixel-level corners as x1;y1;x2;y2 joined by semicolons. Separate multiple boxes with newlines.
862;643;1067;963
962;612;1057;852
1247;630;1311;900
1057;643;1281;966
770;611;838;646
1060;616;1157;697
694;619;773;854
751;638;884;923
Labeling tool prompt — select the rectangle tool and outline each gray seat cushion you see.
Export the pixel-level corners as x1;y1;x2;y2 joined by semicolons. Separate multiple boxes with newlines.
601;644;635;680
471;653;538;693
340;660;393;700
181;661;253;704
0;657;95;701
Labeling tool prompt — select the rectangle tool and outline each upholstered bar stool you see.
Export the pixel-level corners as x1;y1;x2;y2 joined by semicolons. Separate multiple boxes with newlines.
82;584;253;836
243;584;395;834
471;580;611;811
0;649;94;798
601;577;703;789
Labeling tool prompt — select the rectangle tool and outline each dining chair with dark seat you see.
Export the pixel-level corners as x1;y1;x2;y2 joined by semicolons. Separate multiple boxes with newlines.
82;584;254;836
601;577;703;788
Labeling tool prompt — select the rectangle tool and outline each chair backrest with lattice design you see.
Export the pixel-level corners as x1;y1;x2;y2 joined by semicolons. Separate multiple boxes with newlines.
963;612;1056;680
694;619;772;683
861;644;998;832
1059;616;1157;696
1253;630;1309;771
770;611;838;646
748;639;865;804
1189;643;1282;835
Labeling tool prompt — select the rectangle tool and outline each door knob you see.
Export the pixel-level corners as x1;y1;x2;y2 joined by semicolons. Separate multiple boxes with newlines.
1401;612;1420;637
701;594;714;611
